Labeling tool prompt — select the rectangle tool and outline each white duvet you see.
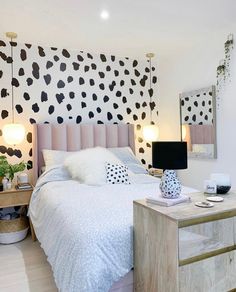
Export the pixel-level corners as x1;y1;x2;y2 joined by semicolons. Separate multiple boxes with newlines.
29;166;197;292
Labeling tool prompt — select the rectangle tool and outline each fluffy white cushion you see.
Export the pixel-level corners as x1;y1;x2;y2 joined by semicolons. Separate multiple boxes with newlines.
64;147;123;185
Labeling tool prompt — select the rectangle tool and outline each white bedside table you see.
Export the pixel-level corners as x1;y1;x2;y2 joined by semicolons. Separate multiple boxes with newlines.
134;192;236;292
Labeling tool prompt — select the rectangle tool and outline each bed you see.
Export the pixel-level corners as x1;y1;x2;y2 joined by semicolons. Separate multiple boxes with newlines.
29;123;197;292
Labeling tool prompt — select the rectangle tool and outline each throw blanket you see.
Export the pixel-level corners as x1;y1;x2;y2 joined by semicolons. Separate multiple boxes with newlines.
29;166;197;292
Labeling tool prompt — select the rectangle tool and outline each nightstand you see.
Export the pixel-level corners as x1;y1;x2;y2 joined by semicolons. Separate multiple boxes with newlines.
134;192;236;291
0;186;36;241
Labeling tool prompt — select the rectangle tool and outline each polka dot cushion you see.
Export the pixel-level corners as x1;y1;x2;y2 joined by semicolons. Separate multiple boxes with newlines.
106;163;131;184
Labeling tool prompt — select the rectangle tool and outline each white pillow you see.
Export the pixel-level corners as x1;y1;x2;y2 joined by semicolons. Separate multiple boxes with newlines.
108;147;148;174
64;147;123;185
42;149;74;169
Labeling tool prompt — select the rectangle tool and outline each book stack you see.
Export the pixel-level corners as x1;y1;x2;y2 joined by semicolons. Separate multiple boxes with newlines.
16;183;33;190
146;195;190;207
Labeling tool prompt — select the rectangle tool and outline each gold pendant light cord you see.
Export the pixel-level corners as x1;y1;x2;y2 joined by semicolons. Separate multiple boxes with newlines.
149;56;152;124
10;37;15;123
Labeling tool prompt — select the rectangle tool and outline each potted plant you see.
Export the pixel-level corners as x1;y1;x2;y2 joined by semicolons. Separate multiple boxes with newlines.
0;156;9;183
7;161;27;182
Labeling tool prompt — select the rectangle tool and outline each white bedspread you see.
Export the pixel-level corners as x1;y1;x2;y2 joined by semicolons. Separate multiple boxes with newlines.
29;166;197;292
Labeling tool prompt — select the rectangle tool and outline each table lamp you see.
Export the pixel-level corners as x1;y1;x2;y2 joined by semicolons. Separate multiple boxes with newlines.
152;141;187;199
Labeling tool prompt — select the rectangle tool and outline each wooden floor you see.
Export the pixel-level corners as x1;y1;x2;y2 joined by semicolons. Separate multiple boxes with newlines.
0;236;58;292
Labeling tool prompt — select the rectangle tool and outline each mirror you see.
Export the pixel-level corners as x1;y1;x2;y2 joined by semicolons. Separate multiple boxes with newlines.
179;85;217;159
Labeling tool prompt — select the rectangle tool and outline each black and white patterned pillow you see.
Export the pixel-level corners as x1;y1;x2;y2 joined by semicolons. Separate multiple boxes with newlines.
106;163;131;184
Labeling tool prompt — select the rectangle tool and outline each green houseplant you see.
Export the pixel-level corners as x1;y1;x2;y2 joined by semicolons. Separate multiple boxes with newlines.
7;161;27;182
0;156;27;183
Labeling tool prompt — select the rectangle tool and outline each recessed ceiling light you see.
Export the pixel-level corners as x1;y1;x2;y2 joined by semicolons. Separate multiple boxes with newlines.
100;10;110;20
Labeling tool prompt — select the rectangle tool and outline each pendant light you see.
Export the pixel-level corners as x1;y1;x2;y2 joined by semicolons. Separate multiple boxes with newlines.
2;32;25;145
143;53;159;141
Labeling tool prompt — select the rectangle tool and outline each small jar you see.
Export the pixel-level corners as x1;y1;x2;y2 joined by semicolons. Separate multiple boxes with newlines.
6;181;12;190
2;177;8;191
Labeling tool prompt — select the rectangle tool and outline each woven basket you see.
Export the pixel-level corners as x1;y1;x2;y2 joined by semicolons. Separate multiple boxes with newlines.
0;216;29;244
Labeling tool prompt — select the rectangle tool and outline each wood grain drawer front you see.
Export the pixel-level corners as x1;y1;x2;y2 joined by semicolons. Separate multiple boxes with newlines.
0;191;31;208
179;217;235;264
179;250;236;292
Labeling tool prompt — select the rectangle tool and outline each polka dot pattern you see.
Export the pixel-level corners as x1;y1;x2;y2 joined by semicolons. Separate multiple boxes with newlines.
106;163;130;185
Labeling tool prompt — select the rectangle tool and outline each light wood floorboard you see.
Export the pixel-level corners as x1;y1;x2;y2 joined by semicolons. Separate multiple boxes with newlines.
0;236;58;292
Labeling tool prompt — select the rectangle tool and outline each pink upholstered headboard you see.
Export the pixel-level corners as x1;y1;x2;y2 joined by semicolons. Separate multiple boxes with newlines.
32;123;135;181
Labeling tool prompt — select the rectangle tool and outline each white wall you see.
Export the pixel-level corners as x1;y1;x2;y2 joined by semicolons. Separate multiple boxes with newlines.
158;34;236;190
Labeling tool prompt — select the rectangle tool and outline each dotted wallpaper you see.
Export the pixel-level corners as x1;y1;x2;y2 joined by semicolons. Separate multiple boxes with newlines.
0;40;158;179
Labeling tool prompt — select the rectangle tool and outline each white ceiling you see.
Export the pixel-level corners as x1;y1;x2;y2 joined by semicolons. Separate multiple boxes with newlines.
0;0;236;59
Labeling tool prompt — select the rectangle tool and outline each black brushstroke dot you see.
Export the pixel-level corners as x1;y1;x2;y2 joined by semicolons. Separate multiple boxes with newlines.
92;93;97;101
56;93;65;104
69;92;75;99
192;114;196;122
72;62;80;70
117;114;123;121
79;77;85;85
88;111;94;119
81;92;86;98
153;76;157;84
57;116;64;124
126;108;132;114
66;104;72;111
27;132;32;143
44;74;51;85
48;105;54;114
133;60;138;67
67;76;73;83
12;78;20;87
29;148;32;157
139;147;144;153
116;91;121;97
133;114;138;121
62;49;70;58
57;80;65;88
76;115;82;123
99;72;105;78
54;55;59;62
41;91;48;102
97;107;101;113
120;80;125;86
91;63;97;70
89;79;95;86
26;78;33;86
99;83;105;90
103;95;109;103
114;70;119;77
113;103;119;109
0;40;6;47
27;160;33;170
1;110;8;119
46;61;53;69
32;103;39;113
100;54;106;62
107;112;113;120
119;60;125;66
129;88;134;95
134;69;140;77
122;96;127;103
1;89;9;98
84;65;89;73
141;112;146;120
15;104;23;114
20;49;27;61
87;53;93;59
38;46;45;57
18;68;24;76
135;103;140;109
32;62;40;79
77;55;84;62
194;101;198;107
106;66;111;71
23;92;30;100
81;102;86;108
111;56;115;62
30;118;36;124
60;63;66;71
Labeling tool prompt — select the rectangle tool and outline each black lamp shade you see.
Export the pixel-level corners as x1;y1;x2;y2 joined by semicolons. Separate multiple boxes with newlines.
152;141;187;170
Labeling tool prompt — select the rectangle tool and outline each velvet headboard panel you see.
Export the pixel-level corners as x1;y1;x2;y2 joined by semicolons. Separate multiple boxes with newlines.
32;123;135;181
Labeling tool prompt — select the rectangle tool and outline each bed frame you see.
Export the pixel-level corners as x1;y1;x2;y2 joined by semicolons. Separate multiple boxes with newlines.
32;123;135;181
32;123;135;292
